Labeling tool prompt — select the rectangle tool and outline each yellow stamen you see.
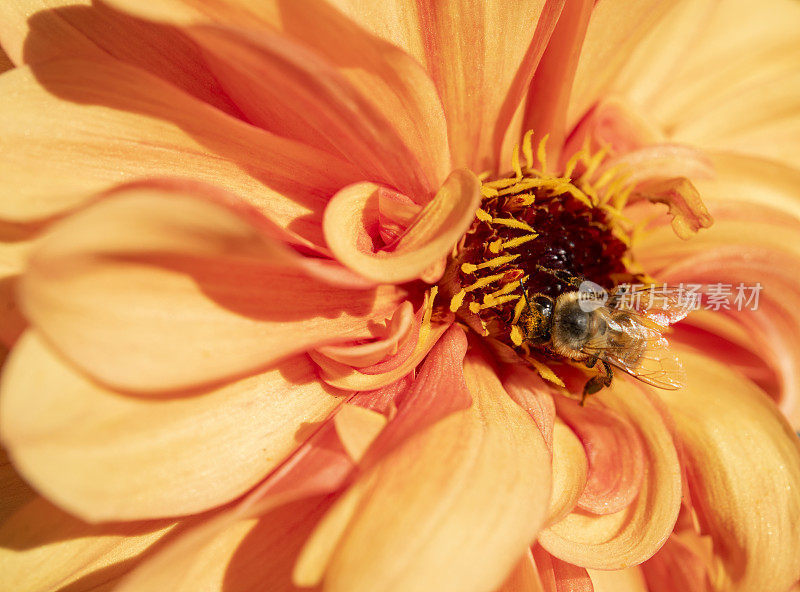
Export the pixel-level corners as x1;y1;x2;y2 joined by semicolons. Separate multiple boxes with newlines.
510;325;524;346
502;234;538;249
475;208;493;222
465;273;506;292
511;144;523;179
491;217;536;233
522;130;535;169
536;134;550;173
449;288;466;312
488;239;504;254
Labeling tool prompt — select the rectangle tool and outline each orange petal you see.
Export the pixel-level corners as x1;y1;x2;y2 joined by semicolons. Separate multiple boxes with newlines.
0;331;342;521
20;182;402;393
0;496;176;592
0;446;35;524
105;1;452;196
0;1;238;115
532;545;593;592
416;0;562;171
538;381;681;569
0;58;358;247
657;349;800;592
0;224;35;347
295;340;551;592
502;365;557;449
567;0;679;130
641;532;714;592
633;176;713;240
524;0;592;165
324;169;481;283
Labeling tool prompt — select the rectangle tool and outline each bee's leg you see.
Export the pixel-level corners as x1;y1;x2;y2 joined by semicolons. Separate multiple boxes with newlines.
535;265;584;290
581;359;614;405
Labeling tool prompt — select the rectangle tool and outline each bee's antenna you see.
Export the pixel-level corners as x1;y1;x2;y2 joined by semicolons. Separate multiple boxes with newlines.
519;277;533;308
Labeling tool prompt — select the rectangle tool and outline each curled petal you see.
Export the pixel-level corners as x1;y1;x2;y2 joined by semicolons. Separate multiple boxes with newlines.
324;169;481;284
315;301;417;368
19;182;402;392
0;332;342;521
0;496;176;592
658;349;800;592
502;365;557;450
538;381;681;569
634;177;713;240
556;398;645;515
607;144;715;185
295;336;550;592
546;419;588;527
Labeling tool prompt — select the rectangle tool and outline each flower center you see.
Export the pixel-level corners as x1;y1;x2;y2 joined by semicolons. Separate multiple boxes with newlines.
443;133;639;363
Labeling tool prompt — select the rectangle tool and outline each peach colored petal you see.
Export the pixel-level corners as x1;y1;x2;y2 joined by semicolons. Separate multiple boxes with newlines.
538;381;681;569
332;403;387;464
638;0;800;170
634;156;800;427
495;549;546;592
295;335;551;592
546;419;588;527
0;59;358;248
587;566;648;592
116;496;332;592
658;349;800;592
556;397;645;516
0;0;239;115
566;0;679;130
20;182;402;393
524;0;592;165
0;331;343;521
324;169;481;283
532;546;593;592
416;0;561;172
605;144;715;186
0;496;176;592
0;45;11;73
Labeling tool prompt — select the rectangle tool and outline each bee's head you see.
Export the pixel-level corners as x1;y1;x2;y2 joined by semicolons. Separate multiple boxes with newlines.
519;294;555;343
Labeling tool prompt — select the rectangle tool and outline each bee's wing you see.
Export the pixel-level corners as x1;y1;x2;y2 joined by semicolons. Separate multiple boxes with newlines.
606;284;698;328
582;307;686;390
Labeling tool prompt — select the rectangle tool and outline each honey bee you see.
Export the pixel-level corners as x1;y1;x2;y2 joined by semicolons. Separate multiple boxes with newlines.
518;269;694;400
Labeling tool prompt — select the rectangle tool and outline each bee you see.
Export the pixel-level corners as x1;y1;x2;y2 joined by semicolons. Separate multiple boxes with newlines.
518;268;694;401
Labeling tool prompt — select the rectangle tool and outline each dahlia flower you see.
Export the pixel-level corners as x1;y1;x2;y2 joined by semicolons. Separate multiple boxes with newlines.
1;1;799;591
